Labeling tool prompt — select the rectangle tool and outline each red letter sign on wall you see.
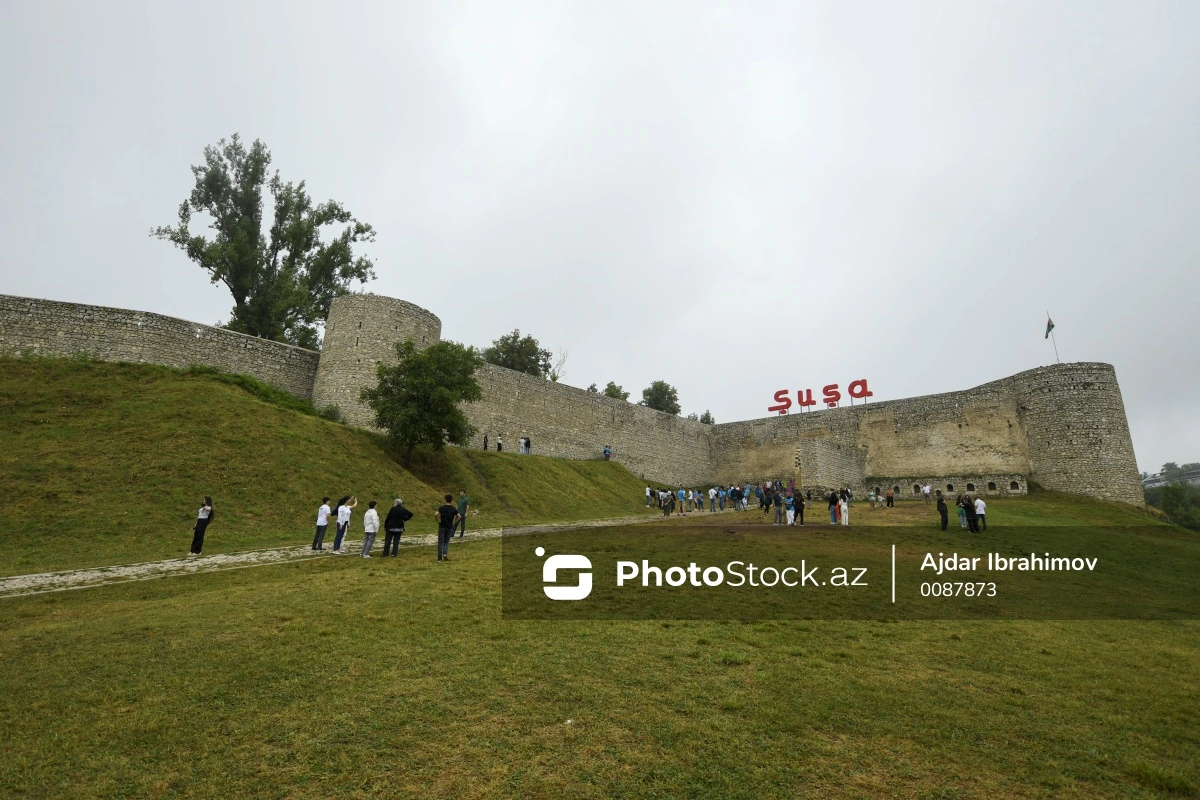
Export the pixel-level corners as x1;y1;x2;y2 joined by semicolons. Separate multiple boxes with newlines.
768;389;792;415
847;379;873;400
797;389;816;407
822;384;842;408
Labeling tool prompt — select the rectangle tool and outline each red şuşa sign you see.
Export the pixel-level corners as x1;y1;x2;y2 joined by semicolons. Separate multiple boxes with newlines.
768;379;873;414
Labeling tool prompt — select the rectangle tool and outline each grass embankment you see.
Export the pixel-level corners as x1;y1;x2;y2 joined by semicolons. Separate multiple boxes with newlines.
0;359;654;575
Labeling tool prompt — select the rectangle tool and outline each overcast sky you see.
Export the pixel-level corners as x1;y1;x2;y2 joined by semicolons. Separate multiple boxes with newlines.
2;1;1197;474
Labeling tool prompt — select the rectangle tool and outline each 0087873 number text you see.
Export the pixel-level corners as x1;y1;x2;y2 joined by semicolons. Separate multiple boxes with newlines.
920;582;996;598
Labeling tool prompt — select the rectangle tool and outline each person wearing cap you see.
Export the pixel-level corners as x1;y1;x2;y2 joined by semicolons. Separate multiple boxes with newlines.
382;499;413;557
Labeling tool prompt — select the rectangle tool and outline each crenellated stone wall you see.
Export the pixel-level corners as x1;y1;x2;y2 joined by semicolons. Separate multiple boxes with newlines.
0;294;319;399
0;291;1145;505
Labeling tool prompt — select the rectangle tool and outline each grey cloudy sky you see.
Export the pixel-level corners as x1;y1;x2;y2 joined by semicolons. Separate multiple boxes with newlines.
2;1;1197;474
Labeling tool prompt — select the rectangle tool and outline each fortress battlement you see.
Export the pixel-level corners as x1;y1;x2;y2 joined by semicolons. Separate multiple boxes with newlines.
0;292;1144;505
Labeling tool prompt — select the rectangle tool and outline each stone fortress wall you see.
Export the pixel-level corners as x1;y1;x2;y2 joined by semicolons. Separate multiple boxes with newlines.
0;292;1145;505
0;295;320;399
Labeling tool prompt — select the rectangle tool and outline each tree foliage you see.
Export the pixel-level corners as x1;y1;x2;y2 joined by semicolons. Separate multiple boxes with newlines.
359;340;483;466
699;410;715;424
483;329;552;377
640;381;681;415
604;381;630;401
152;134;375;349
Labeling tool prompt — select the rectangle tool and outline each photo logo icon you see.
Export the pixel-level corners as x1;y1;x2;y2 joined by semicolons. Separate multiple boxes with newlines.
536;546;592;601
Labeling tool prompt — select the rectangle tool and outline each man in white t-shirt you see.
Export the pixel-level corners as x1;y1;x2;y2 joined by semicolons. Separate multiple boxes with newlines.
974;497;987;531
312;497;332;551
333;497;357;554
709;486;718;512
646;486;652;507
923;484;932;504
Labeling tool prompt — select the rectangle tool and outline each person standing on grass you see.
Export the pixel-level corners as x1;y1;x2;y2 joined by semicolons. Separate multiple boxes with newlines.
974;496;987;532
188;496;214;556
937;492;949;530
828;489;839;524
497;435;503;452
956;495;968;529
383;499;413;557
360;501;380;558
773;490;784;525
312;497;331;550
435;494;460;562
332;496;357;554
840;495;850;526
923;484;932;505
676;485;686;515
964;495;980;533
885;487;895;508
455;490;470;538
868;489;876;510
646;485;652;507
785;493;795;525
483;434;488;450
795;491;805;526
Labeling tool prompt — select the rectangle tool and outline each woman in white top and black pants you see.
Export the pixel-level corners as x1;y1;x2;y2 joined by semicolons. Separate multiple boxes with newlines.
189;497;213;556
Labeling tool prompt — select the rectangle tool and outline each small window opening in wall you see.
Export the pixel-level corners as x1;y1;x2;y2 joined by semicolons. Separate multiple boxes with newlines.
355;337;359;347
892;485;900;494
913;484;920;494
946;484;954;491
357;322;362;330
987;482;997;491
1010;481;1020;490
966;483;975;491
874;487;881;495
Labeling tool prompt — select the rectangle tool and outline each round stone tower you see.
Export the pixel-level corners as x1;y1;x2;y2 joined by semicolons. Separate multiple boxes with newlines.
1013;362;1144;505
312;293;442;429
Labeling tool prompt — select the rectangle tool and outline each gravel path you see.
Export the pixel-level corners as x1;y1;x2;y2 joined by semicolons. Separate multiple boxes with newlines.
0;514;664;599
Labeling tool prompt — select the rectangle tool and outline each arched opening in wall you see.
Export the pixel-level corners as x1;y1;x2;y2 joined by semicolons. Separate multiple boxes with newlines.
874;487;881;495
1010;481;1020;491
987;482;997;491
946;484;954;492
892;485;900;494
966;483;975;492
913;484;920;494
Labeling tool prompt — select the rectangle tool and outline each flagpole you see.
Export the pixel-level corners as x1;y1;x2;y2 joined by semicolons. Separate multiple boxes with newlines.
1047;311;1060;363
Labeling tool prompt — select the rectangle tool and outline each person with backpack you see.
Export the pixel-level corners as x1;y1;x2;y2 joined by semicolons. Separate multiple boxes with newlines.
435;494;460;562
382;499;413;556
188;496;214;556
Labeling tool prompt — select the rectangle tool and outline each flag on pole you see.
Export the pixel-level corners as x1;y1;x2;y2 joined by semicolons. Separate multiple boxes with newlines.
1045;317;1055;339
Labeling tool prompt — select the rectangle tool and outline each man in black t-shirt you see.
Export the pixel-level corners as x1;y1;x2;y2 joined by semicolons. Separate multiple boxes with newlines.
435;494;460;562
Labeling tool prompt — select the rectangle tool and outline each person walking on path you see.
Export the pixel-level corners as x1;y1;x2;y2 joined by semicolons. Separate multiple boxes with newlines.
828;490;839;525
382;499;413;556
332;496;357;554
974;496;987;532
435;494;460;562
676;486;686;515
189;496;214;556
360;501;380;558
773;490;785;525
785;493;795;525
312;497;331;550
937;493;949;530
455;490;470;538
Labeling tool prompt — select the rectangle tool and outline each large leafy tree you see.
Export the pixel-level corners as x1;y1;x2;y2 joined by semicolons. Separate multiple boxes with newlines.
360;340;484;467
483;329;552;377
152;134;376;349
640;380;681;415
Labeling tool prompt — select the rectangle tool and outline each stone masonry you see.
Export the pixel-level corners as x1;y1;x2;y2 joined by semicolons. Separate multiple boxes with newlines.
0;292;1145;505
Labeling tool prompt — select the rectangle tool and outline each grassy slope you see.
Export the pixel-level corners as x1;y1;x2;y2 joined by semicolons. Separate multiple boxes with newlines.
1;359;1197;798
0;359;654;575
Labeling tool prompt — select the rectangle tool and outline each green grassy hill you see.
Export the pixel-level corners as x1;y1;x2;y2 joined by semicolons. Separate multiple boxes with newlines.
0;358;655;575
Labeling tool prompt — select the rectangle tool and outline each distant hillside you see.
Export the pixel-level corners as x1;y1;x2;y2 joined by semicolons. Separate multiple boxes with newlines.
0;358;655;575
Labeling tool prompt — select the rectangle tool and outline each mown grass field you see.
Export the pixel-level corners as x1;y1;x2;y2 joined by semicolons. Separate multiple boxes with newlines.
1;359;1196;798
0;358;655;575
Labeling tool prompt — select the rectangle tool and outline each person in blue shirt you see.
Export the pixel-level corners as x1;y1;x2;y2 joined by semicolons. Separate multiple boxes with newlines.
718;488;727;511
676;486;686;515
785;493;796;525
